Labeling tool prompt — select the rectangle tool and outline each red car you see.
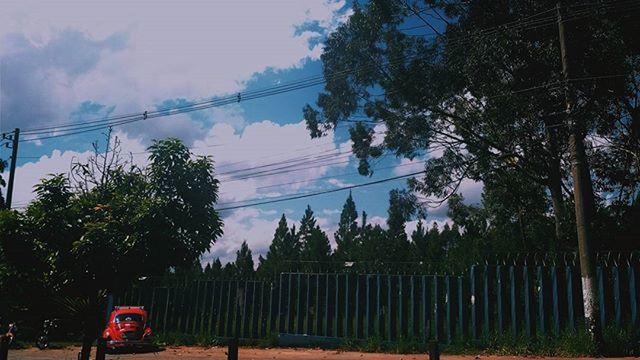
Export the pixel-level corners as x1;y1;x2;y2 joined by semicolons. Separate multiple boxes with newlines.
102;306;152;351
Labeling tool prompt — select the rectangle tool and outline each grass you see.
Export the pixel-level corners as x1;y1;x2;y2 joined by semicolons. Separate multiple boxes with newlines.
120;324;640;356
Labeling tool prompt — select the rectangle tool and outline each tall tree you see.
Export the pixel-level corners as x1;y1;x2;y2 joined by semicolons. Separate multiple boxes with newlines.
334;192;360;262
258;214;300;276
304;1;638;344
385;189;416;263
234;241;255;278
299;206;332;272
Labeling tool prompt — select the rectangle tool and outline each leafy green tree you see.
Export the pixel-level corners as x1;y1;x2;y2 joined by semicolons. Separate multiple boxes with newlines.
334;193;359;262
0;137;223;360
303;0;638;253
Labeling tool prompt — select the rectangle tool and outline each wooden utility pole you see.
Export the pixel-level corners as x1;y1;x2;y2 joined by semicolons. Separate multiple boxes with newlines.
5;128;19;209
556;3;603;350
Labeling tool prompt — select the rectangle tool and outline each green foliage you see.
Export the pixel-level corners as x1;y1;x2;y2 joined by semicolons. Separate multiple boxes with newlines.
304;0;640;254
233;241;255;278
0;136;223;352
334;192;359;262
258;214;301;276
299;206;332;272
256;333;279;348
363;335;384;352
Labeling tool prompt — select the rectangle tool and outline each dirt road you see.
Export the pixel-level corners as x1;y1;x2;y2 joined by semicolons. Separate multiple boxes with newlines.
8;347;636;360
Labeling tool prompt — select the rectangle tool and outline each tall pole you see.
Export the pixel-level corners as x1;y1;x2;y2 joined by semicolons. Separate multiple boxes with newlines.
556;3;603;350
6;128;19;209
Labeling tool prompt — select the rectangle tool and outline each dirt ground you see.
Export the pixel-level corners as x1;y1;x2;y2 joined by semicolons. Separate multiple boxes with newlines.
7;347;638;360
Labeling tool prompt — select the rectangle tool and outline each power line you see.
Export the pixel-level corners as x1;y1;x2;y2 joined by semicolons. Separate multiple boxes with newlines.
6;3;610;143
216;170;426;211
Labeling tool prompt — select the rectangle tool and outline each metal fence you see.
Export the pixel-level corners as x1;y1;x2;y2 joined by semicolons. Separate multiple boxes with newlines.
118;262;639;342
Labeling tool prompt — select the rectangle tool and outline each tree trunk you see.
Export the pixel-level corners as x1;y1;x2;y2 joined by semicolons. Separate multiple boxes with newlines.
80;333;95;360
80;295;102;360
545;115;566;250
548;154;565;249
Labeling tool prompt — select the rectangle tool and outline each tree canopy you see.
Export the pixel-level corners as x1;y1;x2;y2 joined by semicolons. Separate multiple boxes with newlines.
0;137;223;358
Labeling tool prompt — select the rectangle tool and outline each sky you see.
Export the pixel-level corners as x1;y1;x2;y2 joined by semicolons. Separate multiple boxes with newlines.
0;0;482;265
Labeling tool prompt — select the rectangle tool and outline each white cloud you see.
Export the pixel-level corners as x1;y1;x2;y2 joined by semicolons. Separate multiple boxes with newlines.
322;208;341;215
392;157;424;175
189;120;352;204
0;1;350;139
327;178;353;187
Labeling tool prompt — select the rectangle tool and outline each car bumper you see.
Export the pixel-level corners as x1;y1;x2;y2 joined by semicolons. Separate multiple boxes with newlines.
106;339;152;350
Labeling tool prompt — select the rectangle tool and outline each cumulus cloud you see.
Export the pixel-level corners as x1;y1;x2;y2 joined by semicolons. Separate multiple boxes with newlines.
0;1;350;141
188;120;352;204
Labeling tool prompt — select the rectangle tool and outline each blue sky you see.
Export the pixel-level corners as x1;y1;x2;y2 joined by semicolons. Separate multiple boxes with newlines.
0;0;482;264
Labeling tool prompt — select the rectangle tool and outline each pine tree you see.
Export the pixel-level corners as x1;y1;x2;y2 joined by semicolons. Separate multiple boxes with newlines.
257;214;300;276
334;192;359;262
385;189;416;268
234;241;255;278
299;205;332;272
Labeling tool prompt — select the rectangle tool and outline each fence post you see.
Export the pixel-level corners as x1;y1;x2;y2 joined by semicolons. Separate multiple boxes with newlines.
365;275;370;339
398;275;403;339
315;274;321;336
376;275;382;337
305;274;310;335
423;275;431;342
509;266;517;339
288;274;294;334
597;266;606;327
551;266;560;335
335;274;340;337
276;275;283;334
434;275;441;341
445;275;452;344
612;266;621;326
217;281;226;336
295;274;301;334
470;265;478;340
628;265;637;326
565;266;575;331
537;266;545;336
457;276;466;341
496;265;503;335
523;266;531;339
208;281;217;336
387;274;392;342
345;274;350;338
268;280;275;336
258;282;265;338
355;275;360;339
324;273;330;336
409;275;415;340
483;265;491;337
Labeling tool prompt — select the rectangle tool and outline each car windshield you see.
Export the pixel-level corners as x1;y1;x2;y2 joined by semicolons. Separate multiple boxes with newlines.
114;313;144;323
